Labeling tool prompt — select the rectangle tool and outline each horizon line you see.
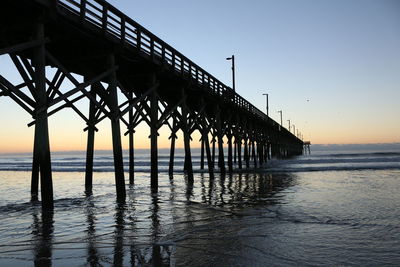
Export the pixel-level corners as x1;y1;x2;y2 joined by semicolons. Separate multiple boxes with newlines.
1;142;399;154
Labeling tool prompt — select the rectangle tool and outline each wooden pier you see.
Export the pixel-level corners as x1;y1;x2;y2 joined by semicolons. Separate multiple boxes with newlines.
0;0;304;209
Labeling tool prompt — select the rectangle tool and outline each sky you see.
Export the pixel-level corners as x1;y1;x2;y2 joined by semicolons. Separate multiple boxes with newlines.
0;0;399;152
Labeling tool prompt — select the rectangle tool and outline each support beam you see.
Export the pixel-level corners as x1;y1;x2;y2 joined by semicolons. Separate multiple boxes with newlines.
0;38;49;56
201;118;214;180
31;134;39;201
169;132;176;177
211;134;216;167
227;133;233;172
85;84;97;194
150;90;158;192
237;137;242;169
216;110;226;174
181;97;194;183
33;21;53;209
107;54;126;202
234;139;237;164
200;138;205;170
252;140;257;168
128;92;134;185
244;137;250;168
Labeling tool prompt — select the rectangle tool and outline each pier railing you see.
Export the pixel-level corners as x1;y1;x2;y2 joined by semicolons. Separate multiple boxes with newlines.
55;0;285;130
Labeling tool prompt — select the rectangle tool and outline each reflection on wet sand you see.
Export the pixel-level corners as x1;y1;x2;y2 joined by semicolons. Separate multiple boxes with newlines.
27;172;295;266
32;209;54;267
84;196;99;266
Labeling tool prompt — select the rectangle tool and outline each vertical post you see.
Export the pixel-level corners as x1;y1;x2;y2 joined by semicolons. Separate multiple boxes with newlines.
244;137;250;168
211;134;216;166
259;142;264;164
263;142;267;163
169;133;176;176
181;97;194;183
227;133;233;172
85;83;97;194
216;110;226;174
233;138;237;164
150;90;158;191
128;92;134;184
168;117;176;176
251;140;257;168
31;136;39;201
108;54;126;201
267;142;271;160
237;137;242;169
200;138;205;170
200;98;213;179
203;129;214;179
33;21;54;209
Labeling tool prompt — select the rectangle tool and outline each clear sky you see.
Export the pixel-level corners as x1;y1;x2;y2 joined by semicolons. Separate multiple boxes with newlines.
0;0;399;152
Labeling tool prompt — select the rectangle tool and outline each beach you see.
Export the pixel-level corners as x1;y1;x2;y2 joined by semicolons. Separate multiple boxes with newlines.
0;146;399;266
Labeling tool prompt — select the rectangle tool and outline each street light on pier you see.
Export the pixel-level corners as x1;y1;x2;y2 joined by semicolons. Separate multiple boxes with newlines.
226;55;235;91
287;119;290;131
262;93;269;116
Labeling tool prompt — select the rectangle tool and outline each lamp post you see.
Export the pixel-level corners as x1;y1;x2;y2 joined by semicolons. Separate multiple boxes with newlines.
262;93;269;116
292;124;296;135
226;55;235;91
287;119;290;131
277;110;282;126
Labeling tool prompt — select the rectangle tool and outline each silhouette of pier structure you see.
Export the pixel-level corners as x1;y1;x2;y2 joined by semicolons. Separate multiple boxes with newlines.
0;0;304;209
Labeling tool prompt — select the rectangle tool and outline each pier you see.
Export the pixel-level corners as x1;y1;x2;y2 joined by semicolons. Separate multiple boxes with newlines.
0;0;304;209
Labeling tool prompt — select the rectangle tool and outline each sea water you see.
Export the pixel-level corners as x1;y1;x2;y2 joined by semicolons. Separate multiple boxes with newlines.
0;145;399;266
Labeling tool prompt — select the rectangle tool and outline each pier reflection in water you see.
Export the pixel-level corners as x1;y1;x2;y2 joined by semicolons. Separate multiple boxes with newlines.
32;209;54;266
8;172;295;266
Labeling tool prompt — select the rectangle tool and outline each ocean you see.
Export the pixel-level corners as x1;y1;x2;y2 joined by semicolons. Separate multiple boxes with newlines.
0;145;399;266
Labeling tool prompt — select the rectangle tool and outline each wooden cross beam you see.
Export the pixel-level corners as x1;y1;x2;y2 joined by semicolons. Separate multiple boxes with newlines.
0;38;50;56
45;51;111;116
156;98;185;129
0;81;34;114
0;75;35;108
9;55;38;101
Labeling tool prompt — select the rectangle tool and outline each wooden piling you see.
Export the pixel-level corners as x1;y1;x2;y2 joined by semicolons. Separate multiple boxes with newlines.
128;92;134;184
107;54;126;201
181;99;194;183
211;134;216;167
251;140;257;168
202;120;214;179
200;138;205;170
168;118;177;176
85;84;96;193
150;91;158;191
33;21;53;209
258;141;264;165
233;138;237;163
216;112;226;174
168;132;176;176
237;137;242;169
31;134;39;201
244;138;250;168
227;133;233;172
